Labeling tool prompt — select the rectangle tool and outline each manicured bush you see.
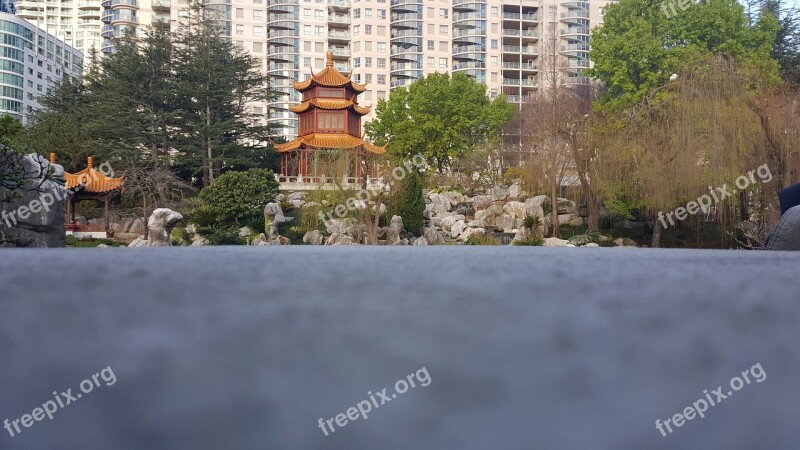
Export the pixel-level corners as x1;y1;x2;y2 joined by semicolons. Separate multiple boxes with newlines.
465;235;500;246
198;169;279;225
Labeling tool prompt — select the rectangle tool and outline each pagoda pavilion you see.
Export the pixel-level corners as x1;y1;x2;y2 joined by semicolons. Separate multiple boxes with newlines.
275;50;385;184
56;154;126;238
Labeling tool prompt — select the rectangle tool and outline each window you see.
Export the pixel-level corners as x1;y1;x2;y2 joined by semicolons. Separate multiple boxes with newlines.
353;9;360;18
315;9;323;20
304;8;311;18
491;6;498;17
439;57;447;68
365;57;372;68
427;57;434;67
427;40;434;51
365;8;372;17
377;9;386;19
377;58;386;68
377;43;386;52
353;57;361;68
253;9;262;19
439;25;447;36
303;25;311;35
377;74;386;85
365;25;372;35
365;73;372;83
491;56;497;66
440;8;448;18
315;26;324;36
253;26;263;36
235;8;243;18
304;57;311;66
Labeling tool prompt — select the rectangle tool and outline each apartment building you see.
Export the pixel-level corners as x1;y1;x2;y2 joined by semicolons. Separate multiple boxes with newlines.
0;12;83;123
11;0;102;61
101;0;170;53
267;0;613;139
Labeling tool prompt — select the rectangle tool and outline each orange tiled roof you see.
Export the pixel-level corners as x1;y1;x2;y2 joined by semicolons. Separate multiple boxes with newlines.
292;51;368;93
275;133;386;154
289;98;371;115
63;156;125;193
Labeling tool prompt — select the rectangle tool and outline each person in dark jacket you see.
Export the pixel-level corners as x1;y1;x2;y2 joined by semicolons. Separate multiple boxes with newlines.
766;183;800;250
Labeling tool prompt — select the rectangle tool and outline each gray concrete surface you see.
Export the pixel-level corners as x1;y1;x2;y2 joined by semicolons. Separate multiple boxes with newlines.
0;247;799;450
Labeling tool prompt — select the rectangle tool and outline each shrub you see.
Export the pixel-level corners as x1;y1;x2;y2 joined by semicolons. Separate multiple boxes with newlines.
465;235;499;246
206;226;244;245
170;227;188;246
513;235;544;246
198;169;279;226
568;231;600;246
389;169;425;234
523;214;541;229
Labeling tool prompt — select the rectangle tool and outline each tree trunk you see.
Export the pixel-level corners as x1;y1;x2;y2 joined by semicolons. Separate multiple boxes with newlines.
550;179;560;238
206;104;214;186
143;197;149;240
651;222;662;248
577;172;598;231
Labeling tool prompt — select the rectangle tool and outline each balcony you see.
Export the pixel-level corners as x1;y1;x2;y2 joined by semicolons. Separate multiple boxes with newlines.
390;12;421;23
328;14;350;25
503;78;538;87
453;11;485;21
503;62;538;71
561;10;590;19
453;28;485;39
328;0;350;10
561;43;590;52
77;0;96;8
152;0;169;10
560;27;590;36
334;63;351;72
503;12;538;21
452;44;485;57
502;29;538;39
330;47;350;58
502;45;538;55
328;30;349;42
111;0;137;7
452;61;485;71
268;29;298;39
267;0;299;5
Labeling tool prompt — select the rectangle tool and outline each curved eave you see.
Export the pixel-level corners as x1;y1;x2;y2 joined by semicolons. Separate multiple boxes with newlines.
289;98;371;115
275;134;386;154
64;169;126;193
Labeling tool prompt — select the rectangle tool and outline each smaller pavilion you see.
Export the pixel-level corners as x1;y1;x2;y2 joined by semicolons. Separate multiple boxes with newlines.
57;154;126;238
276;51;385;186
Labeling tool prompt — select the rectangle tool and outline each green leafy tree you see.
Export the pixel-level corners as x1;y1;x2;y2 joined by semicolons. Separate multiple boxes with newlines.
198;168;279;225
173;1;275;187
589;0;781;112
390;168;425;234
0;116;23;147
366;73;513;172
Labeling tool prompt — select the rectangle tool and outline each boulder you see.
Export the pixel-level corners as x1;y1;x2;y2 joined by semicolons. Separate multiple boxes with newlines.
450;220;467;238
503;201;526;220
438;214;465;232
128;218;146;235
525;195;550;209
490;185;509;201
440;191;467;206
458;227;485;241
253;234;290;246
470;195;493;210
128;237;148;248
385;215;405;245
475;204;504;227
325;233;355;245
190;236;209;246
287;192;306;201
412;236;428;246
238;226;254;238
302;230;324;245
543;237;571;247
428;193;452;212
614;237;638;247
423;227;445;245
584;243;600;248
185;224;197;235
508;184;524;199
497;214;517;232
146;209;184;247
263;203;286;238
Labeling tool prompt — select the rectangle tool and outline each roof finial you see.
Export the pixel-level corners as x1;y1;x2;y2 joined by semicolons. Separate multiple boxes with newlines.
87;156;93;169
326;50;334;67
49;152;56;164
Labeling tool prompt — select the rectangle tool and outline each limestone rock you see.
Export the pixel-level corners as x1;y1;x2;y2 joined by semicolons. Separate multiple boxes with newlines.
303;230;324;245
263;203;286;238
0;153;67;247
423;227;445;245
238;226;254;238
490;185;509;201
146;209;184;247
543;237;571;247
325;233;355;245
413;236;428;246
128;218;146;235
450;220;467;238
385;215;405;245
